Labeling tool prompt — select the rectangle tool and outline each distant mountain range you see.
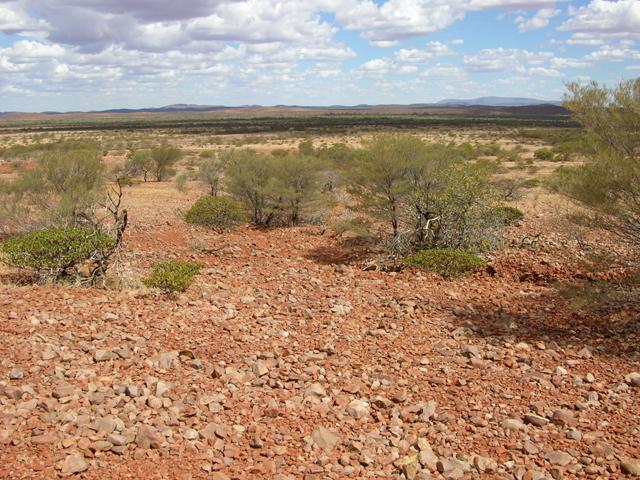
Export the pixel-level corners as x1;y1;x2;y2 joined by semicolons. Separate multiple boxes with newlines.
0;97;564;116
435;96;561;107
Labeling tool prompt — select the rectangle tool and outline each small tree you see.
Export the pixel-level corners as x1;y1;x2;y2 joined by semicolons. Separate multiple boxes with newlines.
269;155;322;225
348;135;419;238
224;150;274;225
198;157;224;196
551;78;640;246
150;145;182;181
6;145;105;228
125;149;153;181
185;196;243;232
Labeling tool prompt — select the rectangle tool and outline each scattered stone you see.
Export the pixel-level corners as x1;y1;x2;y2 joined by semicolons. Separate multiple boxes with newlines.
621;458;640;476
311;426;340;451
135;425;162;449
61;452;88;475
346;399;370;419
546;451;573;466
8;368;23;380
502;418;525;430
625;372;640;387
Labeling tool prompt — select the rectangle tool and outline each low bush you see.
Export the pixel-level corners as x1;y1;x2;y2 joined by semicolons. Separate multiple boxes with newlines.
403;248;485;278
142;260;200;293
533;148;554;161
494;205;524;225
185;196;243;231
1;227;115;280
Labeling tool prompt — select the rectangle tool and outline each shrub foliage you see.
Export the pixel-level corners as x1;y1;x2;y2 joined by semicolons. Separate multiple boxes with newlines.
185;196;243;231
142;260;200;293
403;248;486;278
1;227;115;280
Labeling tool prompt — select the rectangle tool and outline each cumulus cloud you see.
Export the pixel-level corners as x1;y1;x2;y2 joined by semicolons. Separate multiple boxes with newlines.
463;48;553;73
515;7;561;32
560;0;640;45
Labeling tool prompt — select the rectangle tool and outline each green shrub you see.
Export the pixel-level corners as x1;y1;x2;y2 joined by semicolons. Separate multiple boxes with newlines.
142;260;200;293
185;196;243;231
494;205;524;225
1;227;115;279
403;248;485;278
533;148;554;161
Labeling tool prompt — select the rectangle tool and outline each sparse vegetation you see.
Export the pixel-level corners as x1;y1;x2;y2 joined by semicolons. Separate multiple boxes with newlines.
1;226;115;282
185;195;243;231
551;78;640;247
142;260;200;293
403;248;486;278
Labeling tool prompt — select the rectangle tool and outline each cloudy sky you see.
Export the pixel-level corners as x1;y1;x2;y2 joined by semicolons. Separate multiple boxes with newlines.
1;0;639;111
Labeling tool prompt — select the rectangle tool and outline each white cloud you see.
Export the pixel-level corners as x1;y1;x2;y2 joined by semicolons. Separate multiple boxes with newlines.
394;41;455;63
515;7;561;32
463;48;553;73
0;2;49;34
560;0;640;45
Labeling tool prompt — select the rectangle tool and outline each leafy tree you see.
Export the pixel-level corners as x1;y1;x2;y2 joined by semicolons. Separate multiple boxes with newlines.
348;136;501;254
224;150;274;225
197;157;224;196
2;145;105;229
185;195;243;231
348;135;419;238
551;78;640;246
125;149;153;181
150;145;182;181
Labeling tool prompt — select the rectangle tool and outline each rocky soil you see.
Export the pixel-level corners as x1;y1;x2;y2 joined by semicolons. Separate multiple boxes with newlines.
1;185;639;479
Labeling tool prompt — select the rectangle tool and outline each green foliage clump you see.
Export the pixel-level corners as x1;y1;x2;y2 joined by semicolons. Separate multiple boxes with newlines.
185;196;243;231
1;143;105;233
403;248;486;278
1;227;115;280
150;145;183;181
224;150;323;226
551;78;640;246
533;148;554;161
142;260;200;293
197;157;224;196
347;135;501;254
494;205;525;225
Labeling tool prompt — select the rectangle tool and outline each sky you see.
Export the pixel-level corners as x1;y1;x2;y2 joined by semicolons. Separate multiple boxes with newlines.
0;0;639;112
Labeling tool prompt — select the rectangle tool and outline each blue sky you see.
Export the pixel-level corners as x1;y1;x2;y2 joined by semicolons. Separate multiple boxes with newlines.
0;0;638;111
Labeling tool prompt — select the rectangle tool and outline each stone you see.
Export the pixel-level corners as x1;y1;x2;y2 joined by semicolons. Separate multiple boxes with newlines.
149;351;179;369
346;399;370;419
253;360;269;376
502;418;525;430
96;416;117;435
61;452;88;475
625;372;640;387
552;410;577;428
474;456;497;473
546;451;573;466
210;474;230;480
155;380;172;398
621;459;640;476
31;434;57;445
304;383;327;400
311;426;340;451
135;425;162;449
107;434;127;446
524;414;549;427
8;368;23;380
93;349;113;362
52;383;75;399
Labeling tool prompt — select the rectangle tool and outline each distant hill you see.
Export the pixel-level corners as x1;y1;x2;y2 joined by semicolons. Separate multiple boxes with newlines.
436;96;561;107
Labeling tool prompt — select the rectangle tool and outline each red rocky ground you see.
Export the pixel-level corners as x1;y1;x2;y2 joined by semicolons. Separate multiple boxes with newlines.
1;184;639;480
